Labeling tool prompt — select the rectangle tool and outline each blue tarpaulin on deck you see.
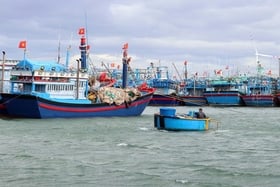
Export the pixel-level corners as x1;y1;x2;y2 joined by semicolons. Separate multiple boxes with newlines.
15;59;66;72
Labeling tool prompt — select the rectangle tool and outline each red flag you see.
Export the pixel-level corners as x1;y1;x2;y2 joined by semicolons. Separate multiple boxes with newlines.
215;69;223;75
267;70;272;75
78;28;85;35
203;71;207;77
122;43;128;50
18;40;27;49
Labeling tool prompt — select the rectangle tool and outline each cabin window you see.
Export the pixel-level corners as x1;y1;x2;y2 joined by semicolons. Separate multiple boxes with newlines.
22;84;32;92
35;84;46;92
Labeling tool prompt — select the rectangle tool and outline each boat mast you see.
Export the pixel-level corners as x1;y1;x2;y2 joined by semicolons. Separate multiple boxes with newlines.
184;60;188;80
101;61;112;77
255;45;280;77
79;28;89;72
172;62;183;81
122;43;130;88
77;27;89;99
57;34;61;63
80;36;87;71
193;74;196;96
1;51;5;93
76;59;80;99
278;58;280;77
65;33;73;69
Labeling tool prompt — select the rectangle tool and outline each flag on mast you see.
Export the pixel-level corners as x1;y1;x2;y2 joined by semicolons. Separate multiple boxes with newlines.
122;43;128;50
18;40;27;49
78;28;85;35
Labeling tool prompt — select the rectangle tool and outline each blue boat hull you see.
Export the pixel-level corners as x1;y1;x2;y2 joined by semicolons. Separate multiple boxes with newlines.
203;91;244;106
149;94;183;106
242;95;275;107
0;102;8;116
0;93;153;118
275;94;280;106
149;94;207;106
154;113;209;131
180;96;208;106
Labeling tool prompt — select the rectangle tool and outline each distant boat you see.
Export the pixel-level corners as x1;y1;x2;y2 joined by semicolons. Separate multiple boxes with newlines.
0;57;19;115
203;77;246;106
154;108;215;131
146;65;182;106
242;94;275;106
275;93;280;106
180;95;208;106
241;76;277;107
179;77;208;106
0;30;154;118
148;94;183;106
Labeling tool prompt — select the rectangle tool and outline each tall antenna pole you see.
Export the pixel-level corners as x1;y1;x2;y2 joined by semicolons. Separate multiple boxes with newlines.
65;32;73;68
122;43;130;88
85;11;90;70
1;51;5;93
57;36;61;63
184;60;188;80
76;59;80;99
278;58;280;77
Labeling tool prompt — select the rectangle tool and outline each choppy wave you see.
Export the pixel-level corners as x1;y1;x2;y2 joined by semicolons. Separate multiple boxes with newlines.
0;107;280;186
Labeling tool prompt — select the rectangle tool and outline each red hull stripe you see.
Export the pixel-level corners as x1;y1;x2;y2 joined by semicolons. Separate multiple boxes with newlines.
151;98;177;101
204;94;239;96
38;97;151;113
0;104;6;110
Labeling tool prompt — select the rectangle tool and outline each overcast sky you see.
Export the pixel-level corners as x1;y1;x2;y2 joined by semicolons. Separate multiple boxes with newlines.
1;0;280;77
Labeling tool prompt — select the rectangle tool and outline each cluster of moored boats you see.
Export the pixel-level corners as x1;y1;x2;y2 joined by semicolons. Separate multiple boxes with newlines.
115;63;280;107
5;28;277;132
3;58;279;109
0;30;155;118
146;73;280;107
1;27;280;121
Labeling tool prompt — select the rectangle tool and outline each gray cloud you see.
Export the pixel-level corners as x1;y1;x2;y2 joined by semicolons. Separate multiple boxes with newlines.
1;0;280;76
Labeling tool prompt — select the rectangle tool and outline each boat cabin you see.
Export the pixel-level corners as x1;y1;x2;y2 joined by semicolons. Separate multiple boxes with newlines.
10;59;89;100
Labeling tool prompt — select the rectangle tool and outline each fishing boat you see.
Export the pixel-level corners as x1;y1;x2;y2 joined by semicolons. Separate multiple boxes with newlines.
180;95;207;106
179;77;208;106
275;93;280;106
242;94;275;107
146;64;182;106
203;76;247;106
149;93;183;106
144;62;208;106
0;30;154;118
0;55;19;115
173;61;207;106
241;76;277;107
274;78;280;106
154;108;213;131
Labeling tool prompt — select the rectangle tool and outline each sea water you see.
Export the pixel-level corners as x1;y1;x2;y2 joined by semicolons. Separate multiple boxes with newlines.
0;106;279;187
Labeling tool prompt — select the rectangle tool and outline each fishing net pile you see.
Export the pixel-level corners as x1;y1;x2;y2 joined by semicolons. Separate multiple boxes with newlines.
88;87;142;105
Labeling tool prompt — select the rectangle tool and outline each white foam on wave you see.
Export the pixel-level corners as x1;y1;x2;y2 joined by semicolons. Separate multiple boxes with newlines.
139;127;149;131
175;179;189;184
117;142;128;147
214;129;230;133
